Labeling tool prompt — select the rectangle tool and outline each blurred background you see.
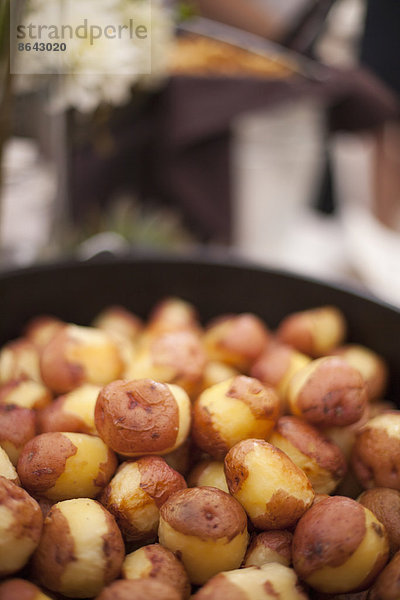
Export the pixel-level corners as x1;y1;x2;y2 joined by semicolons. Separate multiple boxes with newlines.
1;0;399;305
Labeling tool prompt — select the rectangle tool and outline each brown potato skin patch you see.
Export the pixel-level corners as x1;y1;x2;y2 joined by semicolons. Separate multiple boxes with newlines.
137;456;187;508
251;344;293;389
245;530;293;565
0;405;36;449
276;313;314;356
37;396;91;434
151;330;206;385
192;399;229;460
96;578;182;600
224;441;251;496
192;573;248;600
0;578;45;600
369;551;400;600
0;475;43;545
273;416;347;479
17;433;77;495
351;417;400;489
160;486;247;541
139;543;191;600
40;327;85;393
93;449;118;489
295;358;367;426
100;503;126;584
358;488;400;556
31;504;75;591
226;375;280;420
292;496;366;578
253;488;310;530
95;379;179;455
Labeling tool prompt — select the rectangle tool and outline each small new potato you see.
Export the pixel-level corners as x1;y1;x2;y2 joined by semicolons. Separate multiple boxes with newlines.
40;324;124;394
0;447;19;485
0;338;42;384
276;305;346;358
0;378;52;411
192;563;308;600
203;313;270;371
225;439;314;530
288;356;367;427
147;296;201;336
368;550;400;600
332;344;388;401
358;488;400;556
243;530;293;568
96;579;182;600
95;379;191;457
100;456;186;543
125;330;206;397
0;405;36;466
17;432;117;501
292;496;389;594
158;486;249;585
32;498;124;598
37;384;102;435
122;543;191;599
93;305;143;343
201;360;239;390
251;343;311;406
0;476;43;577
187;459;229;493
268;416;347;494
192;375;280;460
351;411;400;490
24;315;65;350
0;578;52;599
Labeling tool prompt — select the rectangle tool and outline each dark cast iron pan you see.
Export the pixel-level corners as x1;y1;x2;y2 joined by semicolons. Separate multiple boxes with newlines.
0;252;399;401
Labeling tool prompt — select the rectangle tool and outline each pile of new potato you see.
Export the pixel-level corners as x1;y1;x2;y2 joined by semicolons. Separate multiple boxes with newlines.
0;298;399;600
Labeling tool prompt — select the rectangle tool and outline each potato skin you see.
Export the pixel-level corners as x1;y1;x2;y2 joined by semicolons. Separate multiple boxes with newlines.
0;578;52;599
32;498;125;598
37;384;101;435
332;344;388;402
0;405;37;465
358;488;400;556
288;357;367;427
192;375;280;460
225;439;314;530
17;432;117;500
122;543;191;600
0;339;42;384
292;496;389;593
0;476;43;577
351;412;400;490
368;550;400;600
244;530;293;567
95;578;182;600
95;379;189;457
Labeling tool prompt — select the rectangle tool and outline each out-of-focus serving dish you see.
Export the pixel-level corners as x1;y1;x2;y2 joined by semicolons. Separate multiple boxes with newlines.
0;253;399;399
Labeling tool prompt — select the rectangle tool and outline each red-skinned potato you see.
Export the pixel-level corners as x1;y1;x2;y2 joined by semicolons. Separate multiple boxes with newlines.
276;305;346;358
368;550;400;600
0;405;36;465
251;342;311;408
124;330;206;398
292;496;389;594
17;432;117;501
32;498;124;598
37;384;101;435
146;297;201;336
243;530;293;568
40;324;124;394
100;456;186;544
0;578;53;599
225;439;314;530
332;344;388;401
0;476;43;577
192;375;280;460
0;378;52;411
122;543;191;599
203;313;270;371
268;416;347;494
96;578;182;600
0;339;43;385
187;459;229;493
24;315;65;350
158;486;249;585
192;563;308;600
351;411;400;490
287;356;367;427
92;305;143;343
0;448;19;485
95;379;191;457
358;488;400;556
